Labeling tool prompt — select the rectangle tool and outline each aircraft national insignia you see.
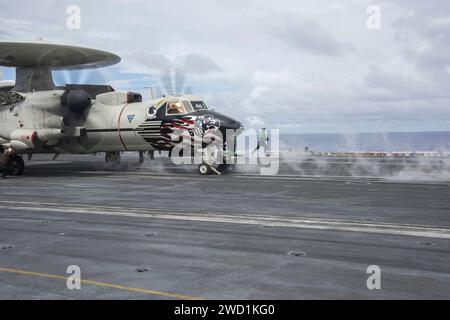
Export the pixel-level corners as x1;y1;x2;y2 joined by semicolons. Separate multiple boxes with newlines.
146;105;157;119
127;114;135;123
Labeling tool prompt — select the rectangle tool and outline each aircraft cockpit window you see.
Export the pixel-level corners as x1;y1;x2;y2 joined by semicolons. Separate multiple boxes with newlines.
166;101;186;115
182;100;194;113
190;101;208;110
0;91;24;106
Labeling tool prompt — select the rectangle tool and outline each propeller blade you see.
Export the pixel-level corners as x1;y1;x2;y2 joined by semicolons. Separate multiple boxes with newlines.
159;73;174;95
76;69;92;84
174;65;186;95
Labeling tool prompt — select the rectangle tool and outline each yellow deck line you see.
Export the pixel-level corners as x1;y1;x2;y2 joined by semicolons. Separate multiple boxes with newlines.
0;267;203;300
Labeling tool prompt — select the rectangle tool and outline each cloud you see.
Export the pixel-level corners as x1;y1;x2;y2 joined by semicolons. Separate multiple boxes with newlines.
183;53;222;74
245;115;265;129
391;9;450;77
1;0;450;132
116;51;222;95
359;1;450;104
272;19;352;56
120;52;173;75
119;52;221;76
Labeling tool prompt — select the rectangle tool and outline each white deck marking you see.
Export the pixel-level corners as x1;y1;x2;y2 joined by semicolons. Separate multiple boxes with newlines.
0;201;449;239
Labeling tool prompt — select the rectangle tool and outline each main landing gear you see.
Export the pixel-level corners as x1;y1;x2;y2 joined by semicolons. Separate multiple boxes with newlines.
105;152;121;169
1;154;25;177
9;155;25;176
138;151;155;164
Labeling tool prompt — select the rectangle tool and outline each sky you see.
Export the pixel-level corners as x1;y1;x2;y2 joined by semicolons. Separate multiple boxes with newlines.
1;0;450;133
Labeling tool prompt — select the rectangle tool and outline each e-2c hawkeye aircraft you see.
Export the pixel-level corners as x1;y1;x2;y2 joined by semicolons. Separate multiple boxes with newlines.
0;41;243;175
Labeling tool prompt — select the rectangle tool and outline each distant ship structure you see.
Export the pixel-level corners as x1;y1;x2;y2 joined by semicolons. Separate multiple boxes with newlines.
305;150;450;158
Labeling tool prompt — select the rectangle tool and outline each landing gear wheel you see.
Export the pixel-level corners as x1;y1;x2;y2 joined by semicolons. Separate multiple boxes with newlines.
105;152;121;164
9;155;25;176
199;163;212;175
105;152;121;170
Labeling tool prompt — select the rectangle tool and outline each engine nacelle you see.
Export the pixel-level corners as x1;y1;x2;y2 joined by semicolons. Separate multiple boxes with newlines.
61;90;92;113
9;129;38;149
10;140;31;150
36;129;64;146
9;128;64;150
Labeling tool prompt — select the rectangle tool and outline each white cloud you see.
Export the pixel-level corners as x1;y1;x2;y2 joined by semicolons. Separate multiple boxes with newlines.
245;116;265;129
1;0;450;132
272;19;352;56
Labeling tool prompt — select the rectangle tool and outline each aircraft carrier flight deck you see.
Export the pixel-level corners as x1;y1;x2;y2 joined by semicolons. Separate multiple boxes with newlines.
1;153;450;299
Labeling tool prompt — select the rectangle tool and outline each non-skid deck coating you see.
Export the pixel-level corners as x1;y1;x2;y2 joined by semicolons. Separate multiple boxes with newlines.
0;154;449;299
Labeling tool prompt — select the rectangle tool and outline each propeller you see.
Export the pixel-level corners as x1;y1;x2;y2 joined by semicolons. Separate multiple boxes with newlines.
152;53;221;97
125;64;194;100
53;68;109;87
54;53;219;99
134;53;220;97
155;64;193;97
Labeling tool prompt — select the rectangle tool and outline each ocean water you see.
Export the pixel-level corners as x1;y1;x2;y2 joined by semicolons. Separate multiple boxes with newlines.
278;131;450;152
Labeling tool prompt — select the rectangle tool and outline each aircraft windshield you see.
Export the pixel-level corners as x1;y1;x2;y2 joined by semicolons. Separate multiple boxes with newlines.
190;101;208;110
182;100;194;113
167;101;186;115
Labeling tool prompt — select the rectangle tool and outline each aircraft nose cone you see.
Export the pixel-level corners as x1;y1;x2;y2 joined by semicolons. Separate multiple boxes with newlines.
222;118;244;132
206;111;243;134
230;119;243;130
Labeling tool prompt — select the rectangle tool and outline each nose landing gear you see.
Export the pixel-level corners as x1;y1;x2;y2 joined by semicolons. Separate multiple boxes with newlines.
198;162;223;175
198;163;237;175
198;137;238;175
198;163;213;175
